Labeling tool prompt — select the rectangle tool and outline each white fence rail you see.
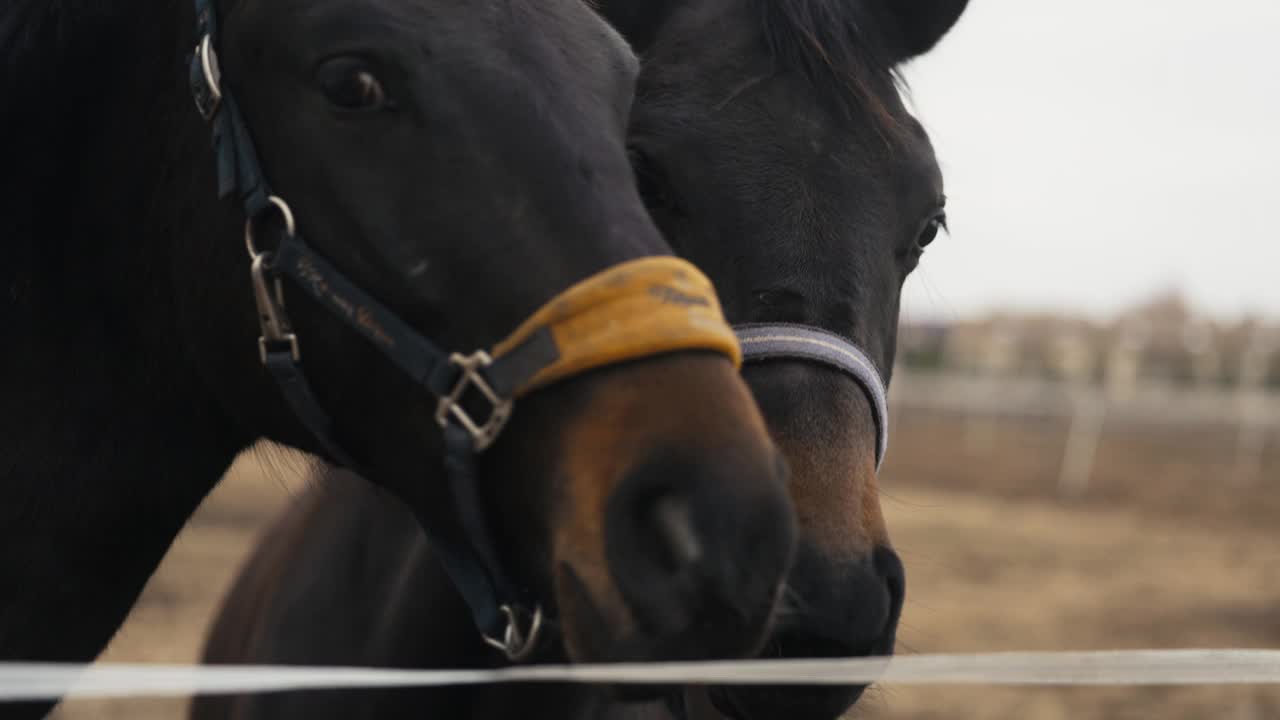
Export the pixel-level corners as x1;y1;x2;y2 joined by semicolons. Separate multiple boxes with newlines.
888;369;1279;492
5;651;1280;701
889;371;1280;428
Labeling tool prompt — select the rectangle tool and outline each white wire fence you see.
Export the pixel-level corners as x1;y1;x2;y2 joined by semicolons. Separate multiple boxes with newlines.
887;369;1279;495
5;650;1280;702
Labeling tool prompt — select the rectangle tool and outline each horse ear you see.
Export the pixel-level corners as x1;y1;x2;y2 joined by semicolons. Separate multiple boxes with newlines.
868;0;969;62
594;0;682;52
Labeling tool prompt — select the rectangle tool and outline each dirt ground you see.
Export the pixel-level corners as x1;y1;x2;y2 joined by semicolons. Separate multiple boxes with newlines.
50;407;1280;720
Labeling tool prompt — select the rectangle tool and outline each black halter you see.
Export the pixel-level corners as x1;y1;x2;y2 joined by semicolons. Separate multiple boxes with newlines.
189;0;549;658
188;0;889;661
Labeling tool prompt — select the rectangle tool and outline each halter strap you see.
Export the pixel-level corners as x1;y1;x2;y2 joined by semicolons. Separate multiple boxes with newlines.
190;0;271;215
735;323;889;469
187;3;739;659
494;256;741;392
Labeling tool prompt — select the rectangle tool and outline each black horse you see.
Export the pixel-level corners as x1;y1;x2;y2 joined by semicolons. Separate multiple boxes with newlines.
0;0;799;717
193;0;968;719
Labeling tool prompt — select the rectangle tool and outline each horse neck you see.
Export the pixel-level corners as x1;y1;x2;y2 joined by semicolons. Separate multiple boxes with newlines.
0;0;252;671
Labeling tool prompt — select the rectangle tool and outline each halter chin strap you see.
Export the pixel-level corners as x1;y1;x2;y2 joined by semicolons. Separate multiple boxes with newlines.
735;323;889;469
188;0;739;661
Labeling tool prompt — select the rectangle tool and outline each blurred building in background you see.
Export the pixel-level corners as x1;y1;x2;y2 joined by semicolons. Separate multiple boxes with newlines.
898;290;1280;390
888;289;1279;508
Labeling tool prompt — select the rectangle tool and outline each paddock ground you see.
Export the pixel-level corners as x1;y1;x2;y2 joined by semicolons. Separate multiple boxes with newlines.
51;406;1280;719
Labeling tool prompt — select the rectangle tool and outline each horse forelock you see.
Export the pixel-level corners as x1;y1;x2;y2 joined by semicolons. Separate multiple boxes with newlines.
751;0;908;139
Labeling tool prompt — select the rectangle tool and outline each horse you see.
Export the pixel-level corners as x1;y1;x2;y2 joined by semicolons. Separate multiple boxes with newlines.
191;0;968;718
0;0;800;717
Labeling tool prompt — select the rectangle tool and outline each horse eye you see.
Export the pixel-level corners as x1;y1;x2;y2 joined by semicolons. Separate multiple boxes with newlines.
317;58;388;111
916;212;947;250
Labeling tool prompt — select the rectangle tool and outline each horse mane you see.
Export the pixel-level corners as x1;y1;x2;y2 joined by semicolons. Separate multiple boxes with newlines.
0;1;126;104
1;1;171;309
751;0;905;134
0;0;62;84
1;1;69;306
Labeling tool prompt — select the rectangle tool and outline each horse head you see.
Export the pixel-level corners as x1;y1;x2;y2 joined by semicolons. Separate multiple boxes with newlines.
182;0;795;664
600;0;968;714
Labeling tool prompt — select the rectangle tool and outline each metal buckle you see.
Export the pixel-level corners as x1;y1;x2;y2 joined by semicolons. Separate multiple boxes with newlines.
482;605;543;662
435;351;513;451
192;34;223;121
245;196;297;259
246;197;300;364
251;254;300;363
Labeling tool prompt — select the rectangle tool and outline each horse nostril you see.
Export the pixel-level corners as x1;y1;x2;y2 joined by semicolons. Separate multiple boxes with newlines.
607;485;709;637
872;546;906;656
874;546;906;622
651;494;703;572
603;445;795;659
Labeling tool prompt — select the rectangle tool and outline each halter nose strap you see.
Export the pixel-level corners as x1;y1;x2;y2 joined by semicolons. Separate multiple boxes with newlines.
735;323;889;469
493;256;741;394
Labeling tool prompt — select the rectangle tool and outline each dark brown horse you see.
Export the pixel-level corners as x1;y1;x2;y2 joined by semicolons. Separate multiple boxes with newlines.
193;0;968;718
0;0;798;717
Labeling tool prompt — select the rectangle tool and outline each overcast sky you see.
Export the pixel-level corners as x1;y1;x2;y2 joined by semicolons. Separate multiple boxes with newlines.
897;0;1280;322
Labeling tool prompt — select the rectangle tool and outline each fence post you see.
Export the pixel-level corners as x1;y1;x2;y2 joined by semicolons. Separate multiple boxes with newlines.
1182;318;1220;389
1056;331;1099;497
1231;326;1276;485
1058;322;1146;497
964;323;1016;456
